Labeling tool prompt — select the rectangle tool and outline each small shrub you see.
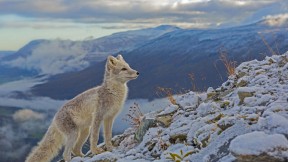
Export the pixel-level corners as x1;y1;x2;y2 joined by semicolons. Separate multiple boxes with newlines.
156;129;169;150
188;72;197;91
156;87;177;105
166;149;196;162
258;33;279;55
123;103;144;129
219;50;236;76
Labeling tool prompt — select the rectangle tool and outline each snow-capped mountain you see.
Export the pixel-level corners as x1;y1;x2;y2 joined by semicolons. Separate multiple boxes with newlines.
71;52;288;162
1;25;180;75
83;25;180;62
31;20;288;100
0;51;15;57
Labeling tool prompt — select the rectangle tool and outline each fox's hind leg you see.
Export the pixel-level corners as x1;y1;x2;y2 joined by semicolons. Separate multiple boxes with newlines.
63;130;78;162
72;127;90;157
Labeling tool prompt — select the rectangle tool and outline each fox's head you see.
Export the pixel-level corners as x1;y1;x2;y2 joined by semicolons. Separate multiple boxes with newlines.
105;55;139;83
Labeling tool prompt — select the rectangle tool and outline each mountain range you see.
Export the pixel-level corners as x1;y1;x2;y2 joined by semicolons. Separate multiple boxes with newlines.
1;18;288;101
2;25;180;75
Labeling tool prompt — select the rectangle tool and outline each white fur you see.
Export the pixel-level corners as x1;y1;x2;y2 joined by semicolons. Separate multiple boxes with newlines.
25;55;138;162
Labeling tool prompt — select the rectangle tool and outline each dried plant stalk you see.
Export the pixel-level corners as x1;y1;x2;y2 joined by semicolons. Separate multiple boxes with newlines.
123;103;144;129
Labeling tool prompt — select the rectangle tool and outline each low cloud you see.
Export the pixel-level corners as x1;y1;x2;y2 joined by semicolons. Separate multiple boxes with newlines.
13;109;45;122
0;96;66;110
263;13;288;26
0;125;31;162
0;110;51;162
0;76;66;110
0;77;46;94
3;40;90;75
0;20;85;29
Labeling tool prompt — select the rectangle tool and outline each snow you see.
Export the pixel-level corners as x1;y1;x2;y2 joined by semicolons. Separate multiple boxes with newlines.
258;112;288;135
71;152;118;162
237;87;256;93
160;143;195;160
190;121;252;162
73;52;288;162
157;104;178;116
229;131;288;157
2;25;180;75
175;91;200;109
197;102;220;117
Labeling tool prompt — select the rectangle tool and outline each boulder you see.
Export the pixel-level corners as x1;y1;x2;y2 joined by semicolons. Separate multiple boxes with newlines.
135;117;157;142
229;131;288;162
237;87;255;104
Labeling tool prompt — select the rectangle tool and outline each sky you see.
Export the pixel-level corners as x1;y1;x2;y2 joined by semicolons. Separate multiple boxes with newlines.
0;0;287;51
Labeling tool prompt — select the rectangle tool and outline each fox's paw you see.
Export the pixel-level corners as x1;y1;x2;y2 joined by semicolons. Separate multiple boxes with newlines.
72;150;85;157
105;145;115;152
90;147;105;155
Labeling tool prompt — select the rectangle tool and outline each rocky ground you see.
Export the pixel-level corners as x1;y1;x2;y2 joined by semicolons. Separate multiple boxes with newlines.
71;52;288;162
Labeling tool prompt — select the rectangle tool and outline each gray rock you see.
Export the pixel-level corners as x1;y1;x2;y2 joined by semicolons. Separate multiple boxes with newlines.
237;80;248;87
155;115;172;127
169;133;187;144
135;117;157;142
278;55;288;67
237;88;255;105
237;71;247;78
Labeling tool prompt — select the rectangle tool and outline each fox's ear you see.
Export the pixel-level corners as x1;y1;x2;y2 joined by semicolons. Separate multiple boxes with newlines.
106;56;117;71
107;56;117;66
117;54;124;61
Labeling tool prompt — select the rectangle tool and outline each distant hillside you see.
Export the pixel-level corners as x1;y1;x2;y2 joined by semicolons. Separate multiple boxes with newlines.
32;21;288;100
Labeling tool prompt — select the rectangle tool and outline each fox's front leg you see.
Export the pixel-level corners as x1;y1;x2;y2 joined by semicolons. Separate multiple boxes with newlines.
103;117;115;151
90;117;104;155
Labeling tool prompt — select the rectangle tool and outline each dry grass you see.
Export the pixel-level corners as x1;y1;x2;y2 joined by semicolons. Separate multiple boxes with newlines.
219;50;236;76
123;103;144;129
188;72;197;91
258;32;279;56
156;129;169;150
156;87;177;105
155;73;205;105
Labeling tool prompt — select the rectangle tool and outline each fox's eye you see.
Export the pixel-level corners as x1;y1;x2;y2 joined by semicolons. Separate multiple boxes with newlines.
121;68;127;71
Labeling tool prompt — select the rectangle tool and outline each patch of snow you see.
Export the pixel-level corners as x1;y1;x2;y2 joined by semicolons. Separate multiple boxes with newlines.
157;104;178;116
175;91;200;109
229;131;288;158
258;112;288;135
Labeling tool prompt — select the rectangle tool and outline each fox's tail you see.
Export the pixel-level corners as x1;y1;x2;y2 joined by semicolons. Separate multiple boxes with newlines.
25;122;64;162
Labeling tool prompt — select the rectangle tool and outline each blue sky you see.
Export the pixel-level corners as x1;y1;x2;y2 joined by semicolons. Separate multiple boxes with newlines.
0;0;287;51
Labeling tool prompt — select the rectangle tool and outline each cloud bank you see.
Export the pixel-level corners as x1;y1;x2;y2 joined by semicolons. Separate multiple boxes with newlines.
0;0;287;29
3;40;89;75
1;0;287;50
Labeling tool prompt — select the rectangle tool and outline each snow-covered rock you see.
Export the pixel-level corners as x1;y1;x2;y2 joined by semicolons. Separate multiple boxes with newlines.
72;152;118;162
229;131;288;162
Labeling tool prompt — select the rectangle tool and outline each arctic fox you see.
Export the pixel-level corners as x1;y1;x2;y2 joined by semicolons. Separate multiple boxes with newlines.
26;55;139;162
